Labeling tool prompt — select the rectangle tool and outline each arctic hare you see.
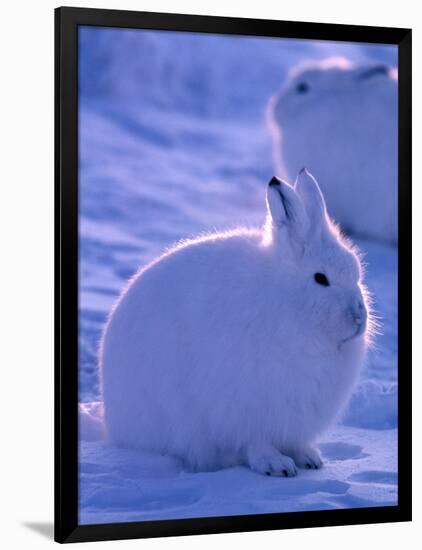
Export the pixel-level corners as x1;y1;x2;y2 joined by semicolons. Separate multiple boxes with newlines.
101;169;370;476
268;59;397;244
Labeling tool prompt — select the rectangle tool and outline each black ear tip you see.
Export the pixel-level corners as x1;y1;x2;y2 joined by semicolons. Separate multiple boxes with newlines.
269;176;281;187
299;167;307;175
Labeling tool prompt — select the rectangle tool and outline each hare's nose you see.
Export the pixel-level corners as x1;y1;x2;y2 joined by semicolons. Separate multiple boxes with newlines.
351;299;367;326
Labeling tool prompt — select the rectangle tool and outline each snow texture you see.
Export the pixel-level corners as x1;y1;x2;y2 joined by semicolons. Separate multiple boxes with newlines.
78;27;398;525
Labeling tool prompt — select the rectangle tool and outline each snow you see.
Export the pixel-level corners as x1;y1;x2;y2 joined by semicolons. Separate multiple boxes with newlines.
79;424;396;524
78;26;398;524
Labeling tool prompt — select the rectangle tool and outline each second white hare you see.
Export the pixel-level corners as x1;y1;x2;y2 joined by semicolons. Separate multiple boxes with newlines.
101;169;370;476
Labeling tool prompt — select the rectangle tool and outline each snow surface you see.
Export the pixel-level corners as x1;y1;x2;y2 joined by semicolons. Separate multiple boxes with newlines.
78;27;398;525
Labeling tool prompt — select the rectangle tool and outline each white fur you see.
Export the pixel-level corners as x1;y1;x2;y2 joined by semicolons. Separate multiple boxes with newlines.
268;58;398;244
100;170;370;476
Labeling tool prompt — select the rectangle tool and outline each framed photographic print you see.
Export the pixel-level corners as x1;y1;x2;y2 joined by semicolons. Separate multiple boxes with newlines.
55;6;412;543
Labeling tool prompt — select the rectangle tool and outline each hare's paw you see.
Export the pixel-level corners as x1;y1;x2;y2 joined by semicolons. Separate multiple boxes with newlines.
247;446;297;477
292;446;323;470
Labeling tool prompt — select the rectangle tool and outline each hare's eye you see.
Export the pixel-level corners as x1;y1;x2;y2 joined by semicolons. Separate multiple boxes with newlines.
296;82;309;94
314;273;330;287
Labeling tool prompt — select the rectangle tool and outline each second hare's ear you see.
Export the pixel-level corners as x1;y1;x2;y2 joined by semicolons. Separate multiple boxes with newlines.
294;168;327;228
266;176;307;245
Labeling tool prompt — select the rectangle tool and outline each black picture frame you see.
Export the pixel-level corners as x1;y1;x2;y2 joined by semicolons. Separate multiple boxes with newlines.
55;6;412;544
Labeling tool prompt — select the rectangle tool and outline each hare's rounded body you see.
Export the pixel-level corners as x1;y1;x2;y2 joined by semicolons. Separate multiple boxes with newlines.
269;60;397;244
101;171;369;475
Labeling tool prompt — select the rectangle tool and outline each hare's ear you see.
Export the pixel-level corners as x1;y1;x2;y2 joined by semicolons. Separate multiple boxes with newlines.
294;168;327;228
266;176;307;245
